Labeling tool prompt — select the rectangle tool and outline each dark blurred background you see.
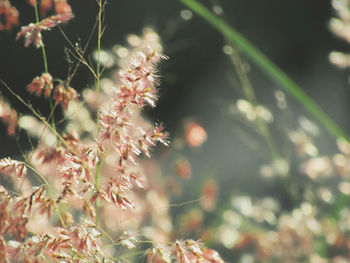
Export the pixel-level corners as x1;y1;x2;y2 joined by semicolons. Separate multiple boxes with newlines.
0;0;349;206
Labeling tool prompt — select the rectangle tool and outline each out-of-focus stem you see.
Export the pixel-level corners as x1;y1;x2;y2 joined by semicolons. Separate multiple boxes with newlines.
229;48;298;205
229;47;279;160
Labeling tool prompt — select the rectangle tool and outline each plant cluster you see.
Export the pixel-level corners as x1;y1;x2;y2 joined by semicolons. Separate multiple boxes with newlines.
0;0;224;262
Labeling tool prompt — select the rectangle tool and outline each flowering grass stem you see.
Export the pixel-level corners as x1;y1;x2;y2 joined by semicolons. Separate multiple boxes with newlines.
94;0;105;226
95;0;104;134
33;2;56;134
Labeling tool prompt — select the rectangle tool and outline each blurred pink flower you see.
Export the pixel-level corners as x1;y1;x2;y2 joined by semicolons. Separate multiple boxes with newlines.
185;121;207;148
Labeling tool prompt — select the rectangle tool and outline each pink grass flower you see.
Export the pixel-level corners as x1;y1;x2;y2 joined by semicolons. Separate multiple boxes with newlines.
0;158;26;179
17;13;73;48
27;72;53;97
53;84;79;110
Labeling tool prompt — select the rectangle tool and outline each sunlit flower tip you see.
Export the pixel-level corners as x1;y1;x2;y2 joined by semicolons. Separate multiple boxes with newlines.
152;124;169;146
0;158;27;179
28;73;53;97
0;0;19;31
143;46;168;64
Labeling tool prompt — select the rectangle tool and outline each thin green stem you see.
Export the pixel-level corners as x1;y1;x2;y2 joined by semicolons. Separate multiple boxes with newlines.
33;4;48;73
33;3;56;133
96;0;103;131
94;146;110;226
94;0;104;226
181;0;349;141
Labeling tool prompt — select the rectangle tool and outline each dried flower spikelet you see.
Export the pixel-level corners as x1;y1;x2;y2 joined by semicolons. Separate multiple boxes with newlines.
53;83;79;110
6;220;108;262
28;72;53;97
0;158;27;179
147;244;172;263
0;97;18;135
0;0;19;30
17;12;73;48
